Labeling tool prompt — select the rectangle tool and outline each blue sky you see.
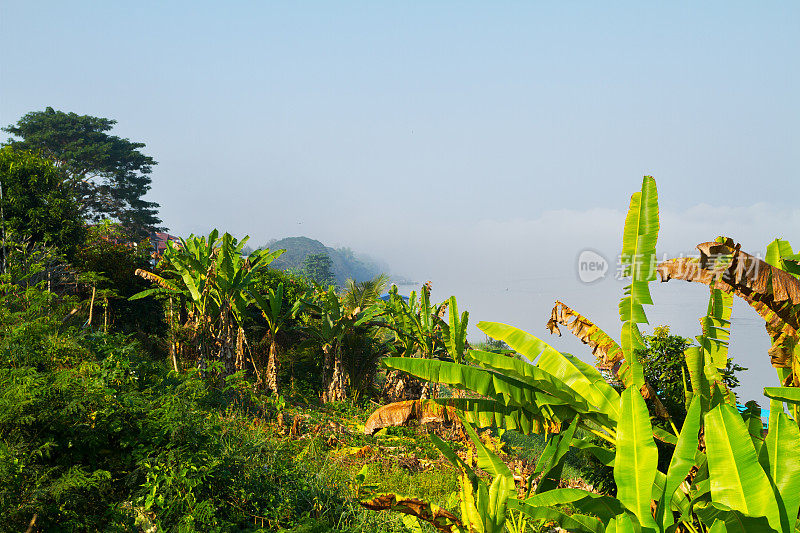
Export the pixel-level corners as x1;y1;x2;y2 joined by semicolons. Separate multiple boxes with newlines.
1;1;798;401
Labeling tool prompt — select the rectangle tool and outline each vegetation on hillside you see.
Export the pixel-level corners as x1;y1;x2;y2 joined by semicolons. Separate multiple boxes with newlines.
2;108;799;532
265;236;392;286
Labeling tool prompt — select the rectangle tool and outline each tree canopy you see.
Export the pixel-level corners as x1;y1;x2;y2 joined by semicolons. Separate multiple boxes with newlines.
0;146;85;259
3;107;162;239
302;252;336;287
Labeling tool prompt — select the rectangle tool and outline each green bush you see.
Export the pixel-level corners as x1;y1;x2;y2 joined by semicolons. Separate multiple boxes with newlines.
0;277;379;531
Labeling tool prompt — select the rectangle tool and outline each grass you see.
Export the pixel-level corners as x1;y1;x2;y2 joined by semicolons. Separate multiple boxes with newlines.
503;430;591;481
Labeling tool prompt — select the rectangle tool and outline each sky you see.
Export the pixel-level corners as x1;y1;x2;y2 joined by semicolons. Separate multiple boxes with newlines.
1;1;798;402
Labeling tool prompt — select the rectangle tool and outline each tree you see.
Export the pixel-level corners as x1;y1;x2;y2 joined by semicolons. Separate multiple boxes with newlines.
0;146;85;259
638;326;746;425
71;221;163;334
294;286;353;402
254;282;290;394
3;107;162;238
247;269;312;393
302;252;336;287
342;273;389;312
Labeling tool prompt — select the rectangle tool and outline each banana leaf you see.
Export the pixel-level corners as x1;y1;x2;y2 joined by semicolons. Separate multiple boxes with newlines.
618;176;659;388
764;387;800;406
764;400;800;532
478;321;620;422
693;502;776;533
614;387;659;529
659;396;701;524
533;415;579;494
519;488;625;523
465;349;597;415
507;499;604;533
704;402;782;530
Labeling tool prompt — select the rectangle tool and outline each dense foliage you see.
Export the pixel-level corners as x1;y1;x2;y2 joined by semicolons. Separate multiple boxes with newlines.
0;271;420;532
302;252;337;288
0;147;86;258
2;124;798;533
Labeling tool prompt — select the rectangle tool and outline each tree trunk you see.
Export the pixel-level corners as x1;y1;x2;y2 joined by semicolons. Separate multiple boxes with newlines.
168;297;180;372
419;381;438;400
215;308;241;377
235;326;245;372
87;285;96;326
322;344;347;402
266;340;279;395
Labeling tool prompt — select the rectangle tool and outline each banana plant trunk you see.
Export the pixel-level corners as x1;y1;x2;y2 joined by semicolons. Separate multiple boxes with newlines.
323;344;347;402
266;339;279;395
215;309;242;377
383;370;424;401
419;381;438;400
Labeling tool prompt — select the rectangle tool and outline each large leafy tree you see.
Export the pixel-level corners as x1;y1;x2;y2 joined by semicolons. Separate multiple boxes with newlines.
302;252;336;287
3;107;162;238
0;146;85;259
637;326;745;426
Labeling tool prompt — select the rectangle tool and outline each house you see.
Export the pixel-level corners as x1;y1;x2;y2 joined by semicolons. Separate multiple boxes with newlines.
149;231;180;262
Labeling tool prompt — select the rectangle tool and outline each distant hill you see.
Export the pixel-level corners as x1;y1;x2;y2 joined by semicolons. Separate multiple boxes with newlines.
264;236;390;285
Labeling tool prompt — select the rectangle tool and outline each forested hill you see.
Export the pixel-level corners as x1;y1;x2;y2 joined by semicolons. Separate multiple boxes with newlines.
265;236;388;284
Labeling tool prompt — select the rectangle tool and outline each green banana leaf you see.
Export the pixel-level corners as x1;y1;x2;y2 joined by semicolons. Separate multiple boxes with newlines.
694;502;776;533
382;357;570;410
459;416;515;493
604;512;643;533
660;397;701;517
478;321;620;422
764;400;800;532
764;387;800;406
476;320;562;361
507;499;604;533
520;488;625;523
444;296;469;363
614;387;659;529
766;239;800;278
533;415;579;494
442;397;566;434
460;419;514;532
538;350;621;422
708;520;727;533
465;349;594;411
571;438;615;467
618;176;659;388
653;470;689;524
704;402;782;530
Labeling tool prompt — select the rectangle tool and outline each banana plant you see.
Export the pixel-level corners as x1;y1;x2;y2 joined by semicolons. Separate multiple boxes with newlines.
293;284;384;402
293;285;352;402
360;414;517;533
385;289;800;531
373;177;800;531
438;295;470;365
364;282;450;399
381;177;664;442
432;419;516;533
657;236;800;388
250;282;289;394
132;230;283;375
